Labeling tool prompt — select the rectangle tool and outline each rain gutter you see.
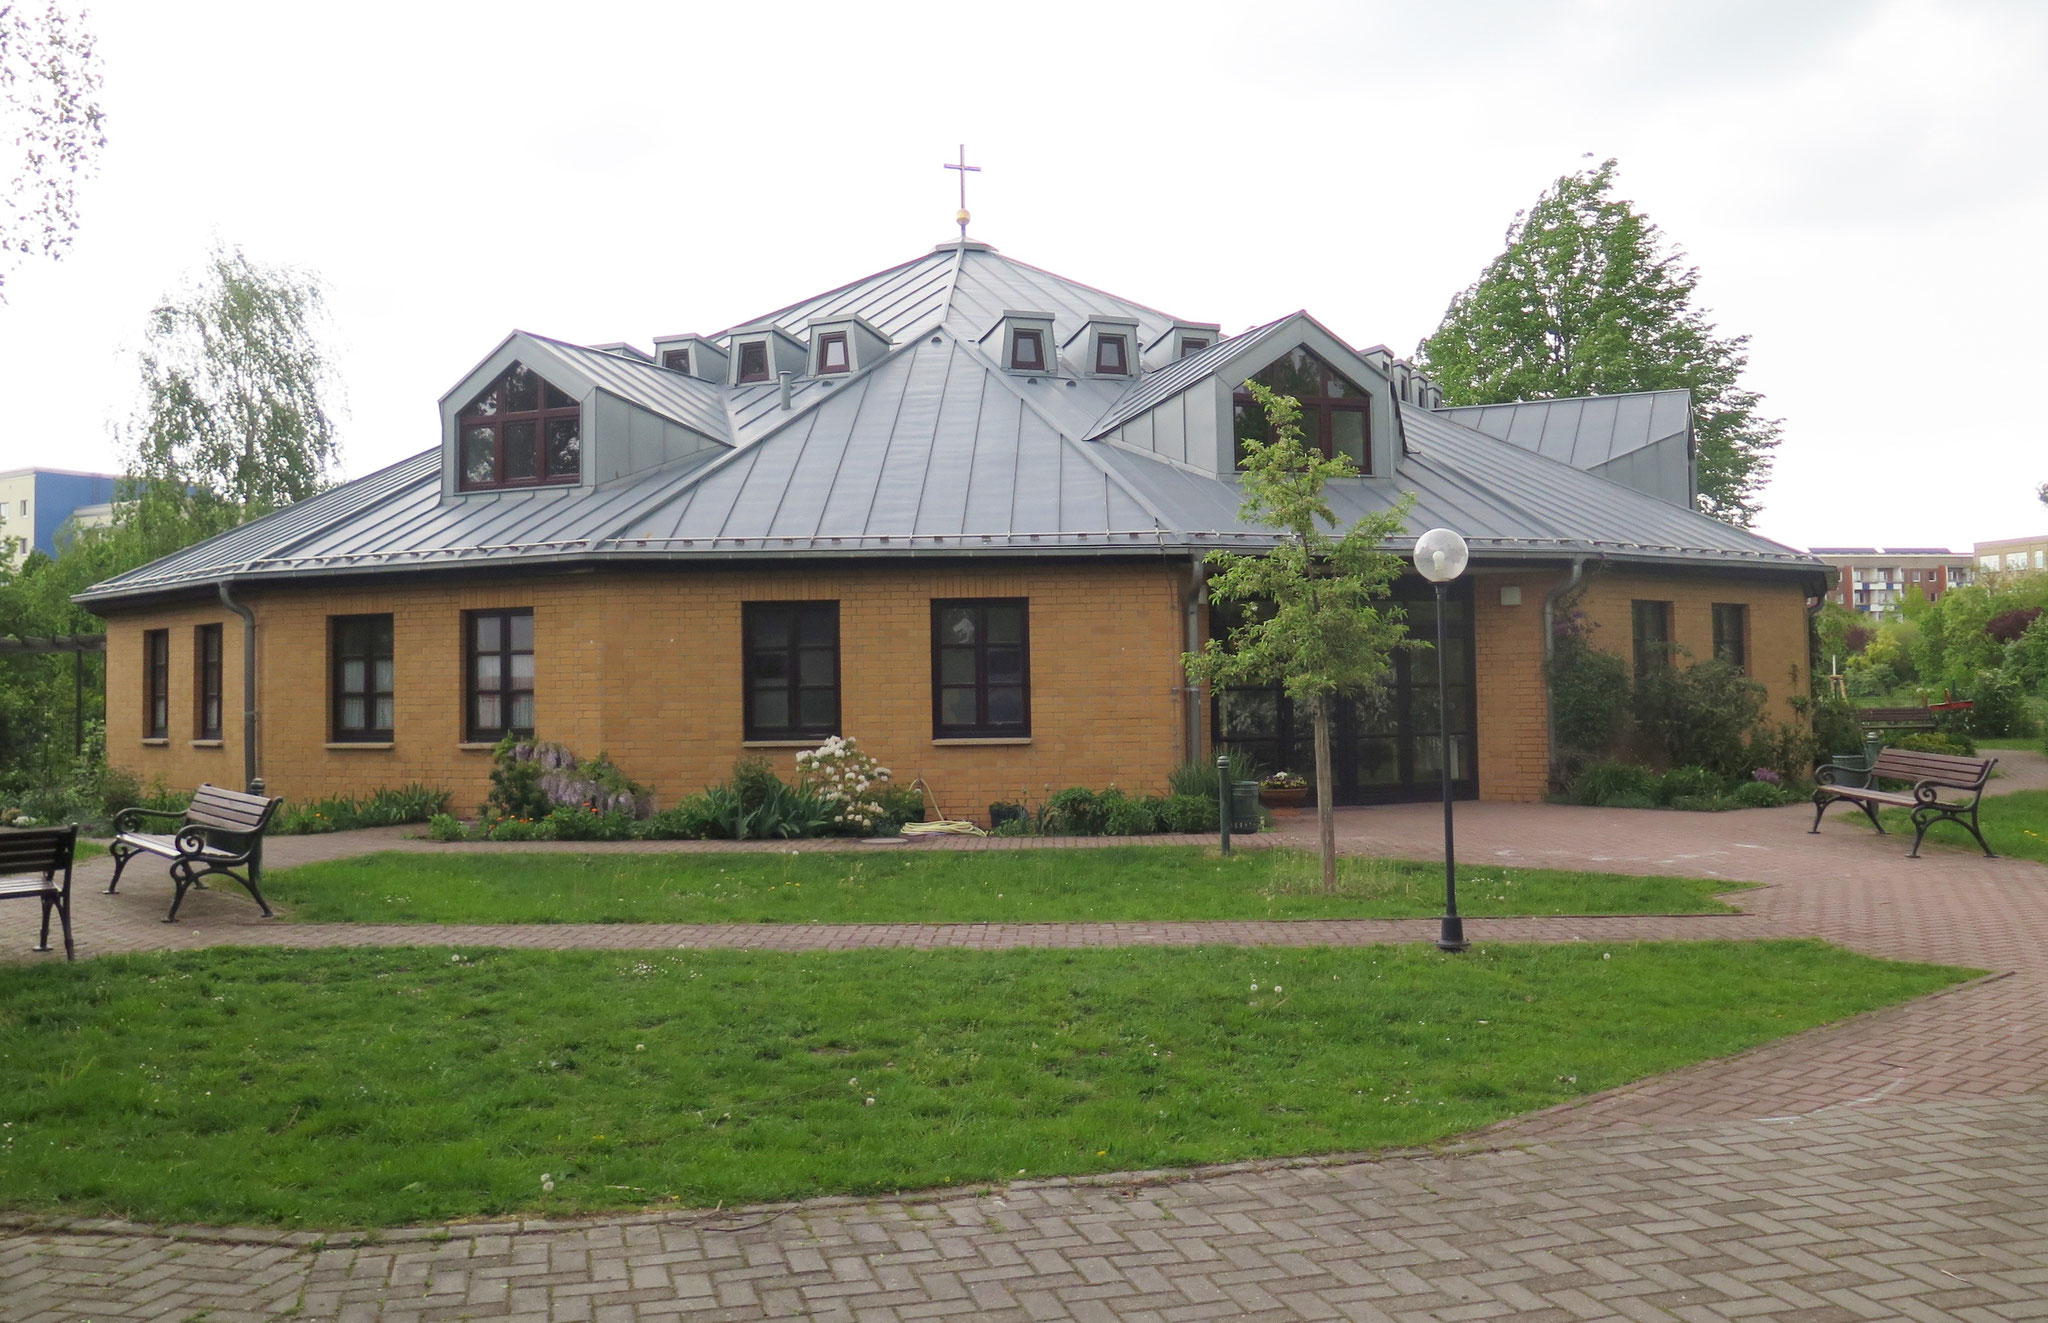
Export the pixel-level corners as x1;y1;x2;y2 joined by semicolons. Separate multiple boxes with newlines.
217;577;261;794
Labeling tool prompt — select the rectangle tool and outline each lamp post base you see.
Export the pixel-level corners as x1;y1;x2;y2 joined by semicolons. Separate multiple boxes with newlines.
1437;915;1468;952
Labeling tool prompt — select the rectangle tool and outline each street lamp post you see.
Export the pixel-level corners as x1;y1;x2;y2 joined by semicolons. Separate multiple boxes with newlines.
1413;527;1470;953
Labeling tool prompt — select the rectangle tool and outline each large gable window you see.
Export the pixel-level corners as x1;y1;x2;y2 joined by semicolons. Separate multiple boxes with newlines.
458;362;581;491
1232;347;1372;474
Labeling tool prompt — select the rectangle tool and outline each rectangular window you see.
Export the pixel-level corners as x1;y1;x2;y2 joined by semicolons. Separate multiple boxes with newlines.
142;628;169;739
1179;337;1209;358
332;614;396;741
465;609;534;741
1011;329;1045;372
737;341;770;383
661;347;690;373
195;624;223;740
1712;603;1749;673
1631;600;1673;677
1094;333;1127;375
743;602;840;739
817;332;849;374
932;598;1030;738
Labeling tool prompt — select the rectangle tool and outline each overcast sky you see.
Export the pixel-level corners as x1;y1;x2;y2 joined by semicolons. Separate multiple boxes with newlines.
1;0;2043;553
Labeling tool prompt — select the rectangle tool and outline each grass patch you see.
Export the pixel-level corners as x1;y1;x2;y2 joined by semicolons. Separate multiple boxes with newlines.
0;941;1970;1227
264;848;1752;925
1881;788;2048;864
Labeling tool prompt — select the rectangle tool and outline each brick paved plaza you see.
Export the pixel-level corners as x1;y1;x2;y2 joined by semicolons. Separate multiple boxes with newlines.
5;754;2047;1320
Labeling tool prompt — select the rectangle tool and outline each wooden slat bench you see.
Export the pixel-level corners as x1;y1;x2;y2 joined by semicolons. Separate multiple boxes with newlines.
1856;705;1940;734
107;784;283;922
0;825;79;960
1811;748;1997;859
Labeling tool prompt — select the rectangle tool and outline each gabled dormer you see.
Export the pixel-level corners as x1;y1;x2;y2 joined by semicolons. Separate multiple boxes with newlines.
979;310;1058;375
1142;321;1223;370
725;325;808;387
652;334;727;383
806;315;890;377
591;342;653;363
1062;316;1140;380
438;332;729;498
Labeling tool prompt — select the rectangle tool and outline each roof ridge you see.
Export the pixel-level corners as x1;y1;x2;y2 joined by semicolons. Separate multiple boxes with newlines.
1436;386;1693;409
712;249;950;339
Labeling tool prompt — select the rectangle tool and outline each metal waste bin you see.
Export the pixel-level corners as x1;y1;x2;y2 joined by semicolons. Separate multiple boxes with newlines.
1230;781;1262;834
1830;752;1871;789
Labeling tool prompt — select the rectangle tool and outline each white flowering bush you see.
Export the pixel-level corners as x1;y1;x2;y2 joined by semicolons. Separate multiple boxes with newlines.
794;735;891;833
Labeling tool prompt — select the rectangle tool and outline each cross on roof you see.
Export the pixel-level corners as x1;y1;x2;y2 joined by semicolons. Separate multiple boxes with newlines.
943;144;980;240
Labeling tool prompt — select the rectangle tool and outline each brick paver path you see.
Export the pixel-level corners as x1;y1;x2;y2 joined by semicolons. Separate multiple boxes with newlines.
6;752;2047;1320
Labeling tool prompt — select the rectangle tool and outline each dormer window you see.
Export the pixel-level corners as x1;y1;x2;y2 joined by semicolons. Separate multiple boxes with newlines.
1145;321;1224;370
737;341;770;384
661;347;690;373
1095;334;1128;375
1179;337;1209;359
1232;346;1372;474
817;332;850;374
1011;329;1046;372
458;361;581;491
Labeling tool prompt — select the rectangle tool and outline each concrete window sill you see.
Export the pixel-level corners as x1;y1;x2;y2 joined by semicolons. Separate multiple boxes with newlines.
326;742;394;751
742;739;830;749
141;738;169;747
456;742;499;752
931;737;1032;746
190;739;224;749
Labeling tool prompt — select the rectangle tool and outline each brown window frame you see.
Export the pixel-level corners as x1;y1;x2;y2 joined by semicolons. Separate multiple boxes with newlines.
1094;333;1128;375
1231;349;1373;474
931;598;1031;739
736;340;771;384
142;628;169;740
1631;600;1674;677
661;347;690;373
456;362;582;492
332;614;396;743
465;608;535;743
195;623;223;740
816;332;850;375
742;602;841;741
1179;337;1210;358
1010;329;1046;372
1712;603;1749;674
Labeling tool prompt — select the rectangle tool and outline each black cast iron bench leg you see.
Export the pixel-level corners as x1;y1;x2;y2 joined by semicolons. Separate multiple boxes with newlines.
1910;808;1996;860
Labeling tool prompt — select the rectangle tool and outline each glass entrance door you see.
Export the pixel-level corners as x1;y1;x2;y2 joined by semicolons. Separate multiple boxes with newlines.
1210;578;1478;805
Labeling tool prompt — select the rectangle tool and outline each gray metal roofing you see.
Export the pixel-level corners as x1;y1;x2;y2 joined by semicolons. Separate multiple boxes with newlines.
1436;390;1691;470
1086;317;1293;438
76;244;1821;607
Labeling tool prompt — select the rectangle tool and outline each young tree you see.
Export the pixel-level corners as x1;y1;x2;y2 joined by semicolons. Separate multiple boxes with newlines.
0;1;105;295
128;243;342;528
1417;159;1779;526
1184;381;1412;892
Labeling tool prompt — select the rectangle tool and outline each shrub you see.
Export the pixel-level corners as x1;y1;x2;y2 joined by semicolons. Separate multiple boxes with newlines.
1964;669;2035;738
1605;792;1661;810
272;784;452;835
1632;658;1767;779
874;784;926;833
2011;615;2048;689
1569;760;1658;807
1810;698;1864;762
701;779;832;840
1731;779;1796;808
636;797;719;840
543;805;636;841
427;813;466;841
990;815;1034;837
1657;765;1726;805
1043;787;1106;835
1102;795;1161;836
1986;607;2043;645
1167;753;1262;800
1844;663;1895;699
1896;731;1976;757
1157;794;1219;834
1548;629;1630;760
794;735;893;833
727;756;783;813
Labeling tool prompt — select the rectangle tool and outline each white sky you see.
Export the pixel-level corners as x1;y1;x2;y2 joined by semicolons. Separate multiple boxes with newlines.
0;0;2043;553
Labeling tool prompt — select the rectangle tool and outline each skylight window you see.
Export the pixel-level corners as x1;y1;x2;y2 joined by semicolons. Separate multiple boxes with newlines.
457;362;581;491
817;332;849;374
737;341;770;384
1011;329;1045;373
661;347;689;373
1095;334;1128;375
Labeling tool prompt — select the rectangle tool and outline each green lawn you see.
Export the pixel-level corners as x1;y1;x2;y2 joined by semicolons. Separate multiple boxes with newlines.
263;848;1754;924
1882;788;2048;864
0;942;1971;1227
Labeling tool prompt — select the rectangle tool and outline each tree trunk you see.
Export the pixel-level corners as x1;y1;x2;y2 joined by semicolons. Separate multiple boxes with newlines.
1312;694;1337;893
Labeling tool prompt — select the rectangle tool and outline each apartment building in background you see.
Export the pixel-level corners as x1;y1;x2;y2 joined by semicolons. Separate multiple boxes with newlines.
0;468;120;569
1809;547;1975;615
1976;534;2048;577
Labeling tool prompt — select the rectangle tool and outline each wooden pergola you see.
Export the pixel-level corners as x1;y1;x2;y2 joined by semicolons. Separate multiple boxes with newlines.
0;632;106;753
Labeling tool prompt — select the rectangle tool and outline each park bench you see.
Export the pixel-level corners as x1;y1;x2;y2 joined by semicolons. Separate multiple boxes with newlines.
107;784;282;922
0;825;79;960
1811;748;1997;859
1856;705;1939;733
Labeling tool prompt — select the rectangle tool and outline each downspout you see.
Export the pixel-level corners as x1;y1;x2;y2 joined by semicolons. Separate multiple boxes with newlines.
1541;556;1588;791
1184;551;1205;766
217;578;260;794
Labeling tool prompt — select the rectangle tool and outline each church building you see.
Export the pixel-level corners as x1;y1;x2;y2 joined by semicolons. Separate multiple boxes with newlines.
78;236;1825;818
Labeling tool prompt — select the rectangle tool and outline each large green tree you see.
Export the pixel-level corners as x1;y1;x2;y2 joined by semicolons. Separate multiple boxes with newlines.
0;1;105;295
1184;381;1412;891
1416;159;1779;526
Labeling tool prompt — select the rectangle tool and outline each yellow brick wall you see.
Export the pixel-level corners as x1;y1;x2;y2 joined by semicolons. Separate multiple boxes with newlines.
101;563;1192;822
1470;570;1554;802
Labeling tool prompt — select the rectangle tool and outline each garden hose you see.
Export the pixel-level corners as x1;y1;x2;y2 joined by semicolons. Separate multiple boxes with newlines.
897;777;987;837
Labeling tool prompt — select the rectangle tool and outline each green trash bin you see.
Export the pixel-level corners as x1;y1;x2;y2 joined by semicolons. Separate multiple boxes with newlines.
1830;752;1870;789
1230;781;1262;834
